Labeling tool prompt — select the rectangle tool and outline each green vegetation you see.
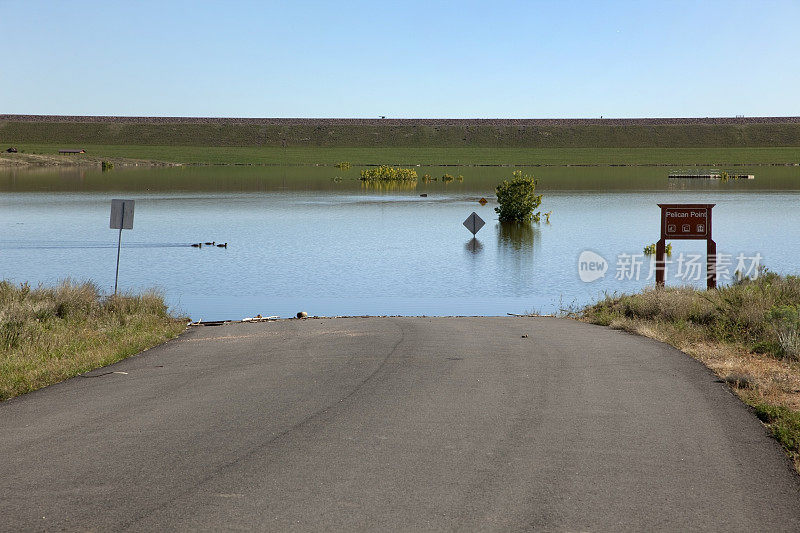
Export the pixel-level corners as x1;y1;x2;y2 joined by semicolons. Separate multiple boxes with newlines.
581;271;800;469
753;403;800;458
0;280;186;401
4;119;800;149
495;170;542;223
768;304;800;358
335;161;351;170
101;160;114;171
3;144;799;167
360;165;418;181
643;242;673;256
2;116;800;167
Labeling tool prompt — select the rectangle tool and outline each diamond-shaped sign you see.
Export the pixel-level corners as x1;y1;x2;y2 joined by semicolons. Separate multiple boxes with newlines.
479;197;488;206
463;212;485;236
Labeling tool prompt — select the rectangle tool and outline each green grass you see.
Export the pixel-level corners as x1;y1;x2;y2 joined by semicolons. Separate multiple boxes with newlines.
581;272;800;469
753;403;800;457
0;280;186;401
3;118;799;166
6;144;800;166
4;120;800;149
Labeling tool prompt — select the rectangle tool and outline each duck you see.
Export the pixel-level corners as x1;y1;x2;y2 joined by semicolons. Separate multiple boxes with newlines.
204;241;215;246
217;243;227;248
190;243;202;248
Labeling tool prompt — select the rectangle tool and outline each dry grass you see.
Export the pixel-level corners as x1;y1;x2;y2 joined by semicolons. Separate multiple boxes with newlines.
582;271;800;471
0;280;186;401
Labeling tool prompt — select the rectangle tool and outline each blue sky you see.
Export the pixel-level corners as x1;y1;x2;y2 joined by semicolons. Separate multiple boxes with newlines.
1;0;798;118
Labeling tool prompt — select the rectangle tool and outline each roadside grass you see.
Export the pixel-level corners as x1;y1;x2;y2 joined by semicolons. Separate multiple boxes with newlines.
0;280;186;401
580;271;800;471
3;144;800;167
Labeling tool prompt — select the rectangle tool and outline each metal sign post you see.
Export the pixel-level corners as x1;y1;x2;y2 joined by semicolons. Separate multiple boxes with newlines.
463;212;486;236
656;203;715;289
110;199;135;294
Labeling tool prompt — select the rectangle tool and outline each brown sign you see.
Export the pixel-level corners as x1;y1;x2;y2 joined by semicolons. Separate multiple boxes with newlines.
656;203;716;289
661;205;711;239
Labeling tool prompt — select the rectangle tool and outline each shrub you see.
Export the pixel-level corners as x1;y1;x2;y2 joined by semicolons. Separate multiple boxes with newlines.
360;166;418;181
494;170;542;222
335;161;351;170
582;273;800;357
644;243;673;256
768;305;800;359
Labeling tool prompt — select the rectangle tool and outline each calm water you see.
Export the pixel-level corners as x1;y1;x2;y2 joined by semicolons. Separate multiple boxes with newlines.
1;165;799;320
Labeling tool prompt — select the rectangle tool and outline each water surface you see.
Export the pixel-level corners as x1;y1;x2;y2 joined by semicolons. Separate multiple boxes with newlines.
1;165;798;320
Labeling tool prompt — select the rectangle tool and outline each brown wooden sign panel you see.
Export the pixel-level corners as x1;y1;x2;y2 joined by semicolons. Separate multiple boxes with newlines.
659;204;713;240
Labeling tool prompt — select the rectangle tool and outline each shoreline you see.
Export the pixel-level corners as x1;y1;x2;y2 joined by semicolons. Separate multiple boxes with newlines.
0;152;181;168
2;150;799;169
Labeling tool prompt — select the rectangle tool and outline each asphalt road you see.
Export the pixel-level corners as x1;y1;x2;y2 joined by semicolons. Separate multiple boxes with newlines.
1;317;799;531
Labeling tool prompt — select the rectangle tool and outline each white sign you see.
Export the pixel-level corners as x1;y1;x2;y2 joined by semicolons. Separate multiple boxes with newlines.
110;199;135;230
462;212;485;236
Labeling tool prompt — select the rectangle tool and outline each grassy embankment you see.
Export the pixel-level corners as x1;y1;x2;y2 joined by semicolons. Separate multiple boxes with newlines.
0;280;186;401
3;144;800;167
582;272;800;470
1;118;799;166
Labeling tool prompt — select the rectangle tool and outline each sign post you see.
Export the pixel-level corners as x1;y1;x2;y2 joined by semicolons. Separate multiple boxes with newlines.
656;203;715;289
110;199;135;294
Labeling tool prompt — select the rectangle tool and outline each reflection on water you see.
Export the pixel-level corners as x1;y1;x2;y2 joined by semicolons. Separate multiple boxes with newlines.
360;179;418;192
2;164;798;193
1;165;799;319
464;237;483;254
498;222;540;252
496;223;541;293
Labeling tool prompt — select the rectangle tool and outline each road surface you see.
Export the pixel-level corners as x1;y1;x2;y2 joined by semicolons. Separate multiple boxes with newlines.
1;317;798;531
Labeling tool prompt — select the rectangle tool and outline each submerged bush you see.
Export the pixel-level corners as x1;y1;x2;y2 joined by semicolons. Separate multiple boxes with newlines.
360;165;418;181
495;170;542;223
335;161;351;170
644;243;673;256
